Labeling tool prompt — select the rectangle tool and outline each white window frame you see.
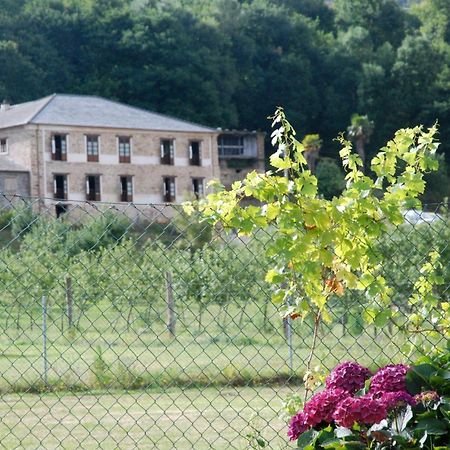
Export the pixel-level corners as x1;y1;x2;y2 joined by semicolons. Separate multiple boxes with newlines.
163;176;176;202
119;175;134;202
51;134;68;159
53;174;69;199
86;174;102;201
117;136;132;163
85;135;100;161
192;177;205;198
189;140;202;166
160;139;175;165
0;138;8;154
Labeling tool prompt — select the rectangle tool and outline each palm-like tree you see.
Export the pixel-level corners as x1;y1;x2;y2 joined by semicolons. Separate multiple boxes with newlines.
347;114;374;170
302;134;322;173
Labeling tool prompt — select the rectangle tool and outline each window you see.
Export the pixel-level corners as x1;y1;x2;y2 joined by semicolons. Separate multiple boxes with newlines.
218;135;244;157
160;140;174;165
118;137;131;163
192;178;204;199
0;138;8;154
4;177;16;193
189;141;201;166
86;175;101;201
120;176;133;202
55;204;69;218
163;177;176;202
53;174;68;200
86;135;99;162
52;135;67;161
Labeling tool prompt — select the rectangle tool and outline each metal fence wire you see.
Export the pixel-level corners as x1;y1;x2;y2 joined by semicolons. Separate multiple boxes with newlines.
0;194;447;449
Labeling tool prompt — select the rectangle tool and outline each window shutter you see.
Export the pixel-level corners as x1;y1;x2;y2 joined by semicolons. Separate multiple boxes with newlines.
189;144;193;160
51;137;56;154
160;143;164;158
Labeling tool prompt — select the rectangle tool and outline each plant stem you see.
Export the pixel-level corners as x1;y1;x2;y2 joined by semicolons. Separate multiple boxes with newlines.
304;310;321;403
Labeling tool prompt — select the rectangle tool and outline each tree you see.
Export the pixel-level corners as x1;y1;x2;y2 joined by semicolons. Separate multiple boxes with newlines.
346;114;374;169
301;134;322;172
315;158;345;200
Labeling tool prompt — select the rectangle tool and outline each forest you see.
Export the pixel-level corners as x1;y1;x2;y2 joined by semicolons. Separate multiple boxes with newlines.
1;0;450;199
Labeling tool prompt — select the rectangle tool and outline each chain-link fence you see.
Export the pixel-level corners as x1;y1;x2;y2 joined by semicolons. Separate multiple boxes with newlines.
0;194;447;449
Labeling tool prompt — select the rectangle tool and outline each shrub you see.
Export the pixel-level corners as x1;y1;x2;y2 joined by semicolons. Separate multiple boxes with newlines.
315;158;345;200
287;348;450;449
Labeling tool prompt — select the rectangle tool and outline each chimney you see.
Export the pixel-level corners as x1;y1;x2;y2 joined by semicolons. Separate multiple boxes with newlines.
0;100;11;111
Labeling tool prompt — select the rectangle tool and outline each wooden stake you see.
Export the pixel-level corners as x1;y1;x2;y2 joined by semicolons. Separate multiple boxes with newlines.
66;276;73;328
166;271;176;337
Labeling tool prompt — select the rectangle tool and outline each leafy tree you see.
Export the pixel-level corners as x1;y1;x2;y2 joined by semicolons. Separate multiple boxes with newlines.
302;134;322;173
346;114;374;169
315;158;345;200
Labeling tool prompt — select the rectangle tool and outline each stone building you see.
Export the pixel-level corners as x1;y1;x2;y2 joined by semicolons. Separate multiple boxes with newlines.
0;94;266;216
0;94;221;212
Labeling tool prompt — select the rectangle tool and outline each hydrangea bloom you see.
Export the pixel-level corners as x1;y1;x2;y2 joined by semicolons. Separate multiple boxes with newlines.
287;412;309;441
325;361;372;394
303;388;349;426
414;391;440;404
379;391;416;410
333;396;387;428
370;364;410;394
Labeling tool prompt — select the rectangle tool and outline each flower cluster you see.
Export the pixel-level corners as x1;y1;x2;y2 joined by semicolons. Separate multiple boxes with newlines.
333;396;386;428
302;388;348;426
325;361;372;394
287;412;308;441
415;390;440;404
369;364;409;394
287;361;413;442
378;391;416;410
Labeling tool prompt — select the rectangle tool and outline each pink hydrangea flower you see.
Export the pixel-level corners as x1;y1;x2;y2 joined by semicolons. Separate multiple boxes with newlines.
287;412;309;441
303;388;349;426
379;391;416;410
333;396;387;428
325;361;372;394
370;364;410;394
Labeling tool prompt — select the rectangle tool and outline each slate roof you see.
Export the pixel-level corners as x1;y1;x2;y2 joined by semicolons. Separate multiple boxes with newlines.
0;94;215;132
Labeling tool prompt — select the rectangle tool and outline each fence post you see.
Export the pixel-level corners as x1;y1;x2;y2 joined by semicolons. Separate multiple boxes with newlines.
166;271;176;337
41;295;48;387
286;316;294;376
66;276;73;328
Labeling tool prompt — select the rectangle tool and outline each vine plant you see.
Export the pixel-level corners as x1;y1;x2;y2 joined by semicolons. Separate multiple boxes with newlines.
184;108;445;396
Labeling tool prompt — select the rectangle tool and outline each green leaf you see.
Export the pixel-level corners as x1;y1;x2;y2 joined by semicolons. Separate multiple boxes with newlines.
374;309;392;328
406;364;436;394
297;429;318;449
415;417;448;435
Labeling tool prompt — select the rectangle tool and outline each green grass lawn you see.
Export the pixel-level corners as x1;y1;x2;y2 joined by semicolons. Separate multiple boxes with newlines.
0;301;412;393
0;301;426;449
0;385;294;449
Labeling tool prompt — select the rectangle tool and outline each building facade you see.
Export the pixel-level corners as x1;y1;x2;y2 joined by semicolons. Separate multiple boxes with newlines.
217;130;266;190
0;94;220;209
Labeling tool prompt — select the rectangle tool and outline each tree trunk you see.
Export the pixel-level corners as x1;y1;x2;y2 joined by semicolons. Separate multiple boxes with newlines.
356;138;365;170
